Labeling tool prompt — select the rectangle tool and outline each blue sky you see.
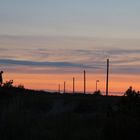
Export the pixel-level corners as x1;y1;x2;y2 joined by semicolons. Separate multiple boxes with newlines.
1;0;140;38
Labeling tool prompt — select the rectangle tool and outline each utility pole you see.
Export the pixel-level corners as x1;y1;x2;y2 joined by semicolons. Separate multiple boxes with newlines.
106;59;109;96
96;80;99;91
58;84;60;93
73;77;75;94
64;81;66;94
84;70;86;94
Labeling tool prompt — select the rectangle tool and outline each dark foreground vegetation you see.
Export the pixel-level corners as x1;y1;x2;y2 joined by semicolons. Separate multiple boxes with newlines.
0;86;140;140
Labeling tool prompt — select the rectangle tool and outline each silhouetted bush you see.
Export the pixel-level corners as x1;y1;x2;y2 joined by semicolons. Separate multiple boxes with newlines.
93;90;102;96
2;80;25;90
3;80;13;88
124;86;139;97
118;87;140;117
17;84;25;89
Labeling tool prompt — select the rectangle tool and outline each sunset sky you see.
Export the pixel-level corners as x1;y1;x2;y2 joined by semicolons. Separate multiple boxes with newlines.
0;0;140;94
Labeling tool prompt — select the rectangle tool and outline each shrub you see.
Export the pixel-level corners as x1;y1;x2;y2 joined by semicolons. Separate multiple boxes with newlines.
93;90;102;96
124;86;139;97
17;84;25;89
3;80;14;88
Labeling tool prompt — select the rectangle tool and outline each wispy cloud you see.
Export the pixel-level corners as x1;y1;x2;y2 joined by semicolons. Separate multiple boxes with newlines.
0;59;85;68
0;35;140;75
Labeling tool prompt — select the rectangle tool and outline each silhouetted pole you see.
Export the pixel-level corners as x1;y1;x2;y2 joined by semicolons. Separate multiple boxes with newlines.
73;77;75;94
96;80;99;91
58;84;60;93
106;59;109;96
84;70;86;94
64;81;66;94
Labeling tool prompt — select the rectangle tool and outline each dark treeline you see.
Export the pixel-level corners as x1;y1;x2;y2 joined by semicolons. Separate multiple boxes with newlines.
0;85;140;140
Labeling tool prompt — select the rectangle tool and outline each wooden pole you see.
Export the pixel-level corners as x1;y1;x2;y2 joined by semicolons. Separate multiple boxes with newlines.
84;70;86;94
106;59;109;96
96;81;97;91
73;77;75;94
58;84;60;93
96;80;99;91
64;81;66;94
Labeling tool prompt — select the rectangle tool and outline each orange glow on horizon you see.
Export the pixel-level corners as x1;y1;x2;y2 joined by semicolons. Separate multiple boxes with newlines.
4;72;140;95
